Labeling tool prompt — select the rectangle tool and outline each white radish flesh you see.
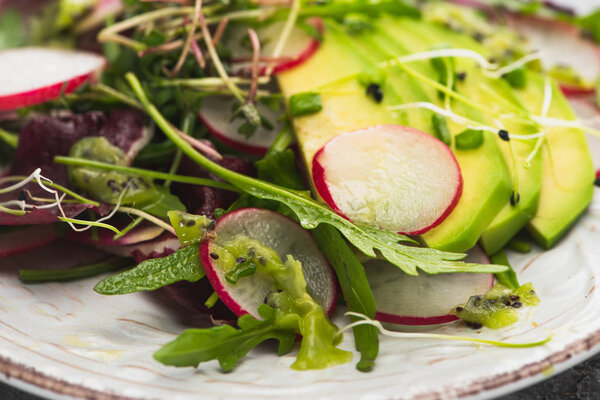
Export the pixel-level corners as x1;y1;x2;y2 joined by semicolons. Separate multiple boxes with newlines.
230;19;323;75
199;208;337;318
0;47;105;111
198;96;284;155
366;245;494;325
312;125;462;235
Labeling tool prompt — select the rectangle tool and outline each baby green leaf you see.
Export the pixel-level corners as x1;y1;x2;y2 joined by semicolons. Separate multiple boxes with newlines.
154;304;296;371
431;113;451;145
94;244;203;295
289;92;322;116
455;129;484;150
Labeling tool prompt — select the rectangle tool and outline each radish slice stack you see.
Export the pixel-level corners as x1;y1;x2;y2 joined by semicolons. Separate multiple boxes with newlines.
199;208;338;318
0;47;106;111
366;245;494;326
312;125;463;235
0;225;59;258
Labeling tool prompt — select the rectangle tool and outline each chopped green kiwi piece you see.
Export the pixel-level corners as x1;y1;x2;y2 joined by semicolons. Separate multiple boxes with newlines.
453;282;539;329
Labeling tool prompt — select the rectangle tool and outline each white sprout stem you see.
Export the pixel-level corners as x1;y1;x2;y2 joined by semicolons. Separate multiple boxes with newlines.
198;9;245;103
484;52;541;79
394;48;494;69
118;207;176;236
0;200;27;211
339;312;550;348
525;77;553;167
0;168;41;194
265;0;300;76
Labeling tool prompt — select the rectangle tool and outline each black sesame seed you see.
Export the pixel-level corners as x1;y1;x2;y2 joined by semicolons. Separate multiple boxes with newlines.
467;321;483;329
185;219;196;227
236;257;247;264
509;295;520;301
259;257;266;265
498;129;510;141
366;83;384;103
530;290;536;295
210;252;219;260
209;219;216;229
512;301;523;308
248;248;256;258
456;72;467;82
472;32;485;42
107;179;120;193
504;300;511;306
594;177;600;187
455;306;464;312
510;192;520;206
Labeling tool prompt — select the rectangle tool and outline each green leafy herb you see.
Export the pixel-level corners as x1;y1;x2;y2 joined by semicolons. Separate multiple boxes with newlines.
577;10;600;44
0;127;18;148
455;129;484;150
154;304;296;371
127;72;507;276
503;67;527;89
276;0;421;21
94;244;204;295
343;13;374;35
289;92;323;116
489;250;520;290
312;224;378;372
20;256;130;283
431;113;452;146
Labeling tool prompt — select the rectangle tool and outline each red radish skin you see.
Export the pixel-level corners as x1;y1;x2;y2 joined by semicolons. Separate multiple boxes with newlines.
367;246;494;326
199;208;338;318
0;48;106;111
198;97;285;155
312;125;463;235
0;225;59;258
230;19;324;76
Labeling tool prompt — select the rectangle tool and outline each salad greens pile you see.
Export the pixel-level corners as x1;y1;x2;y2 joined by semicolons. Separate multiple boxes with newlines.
1;0;596;373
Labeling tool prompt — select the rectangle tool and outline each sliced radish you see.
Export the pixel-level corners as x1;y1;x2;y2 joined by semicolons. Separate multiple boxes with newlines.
0;47;106;111
198;96;285;155
199;208;337;318
229;19;323;76
505;15;600;93
312;125;463;235
94;233;180;263
0;225;59;258
367;245;494;326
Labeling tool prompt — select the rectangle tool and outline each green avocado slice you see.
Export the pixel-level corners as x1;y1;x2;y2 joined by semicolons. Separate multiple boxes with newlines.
516;72;594;248
400;20;544;254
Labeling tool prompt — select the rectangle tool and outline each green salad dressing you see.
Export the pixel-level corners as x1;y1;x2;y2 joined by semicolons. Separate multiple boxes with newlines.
209;235;353;370
453;282;540;329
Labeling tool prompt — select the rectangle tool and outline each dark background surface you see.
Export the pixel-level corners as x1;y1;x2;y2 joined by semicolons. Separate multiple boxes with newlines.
1;352;599;399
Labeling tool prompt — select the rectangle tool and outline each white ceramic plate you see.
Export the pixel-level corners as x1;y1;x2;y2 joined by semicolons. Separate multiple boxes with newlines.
0;132;599;400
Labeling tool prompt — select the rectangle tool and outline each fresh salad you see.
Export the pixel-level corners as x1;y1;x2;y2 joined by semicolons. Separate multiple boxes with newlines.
0;0;599;373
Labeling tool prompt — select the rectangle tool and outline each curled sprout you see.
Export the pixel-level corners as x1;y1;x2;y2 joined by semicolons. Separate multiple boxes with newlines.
337;312;551;349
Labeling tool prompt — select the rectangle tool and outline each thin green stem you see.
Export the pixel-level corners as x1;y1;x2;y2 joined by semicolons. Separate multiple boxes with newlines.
204;291;219;308
118;207;175;235
20;256;131;283
58;217;121;234
91;84;144;110
113;216;144;240
0;204;26;216
53;156;240;193
0;127;18;148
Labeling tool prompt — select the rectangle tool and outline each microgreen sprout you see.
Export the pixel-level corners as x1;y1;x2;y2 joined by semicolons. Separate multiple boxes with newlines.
338;312;551;349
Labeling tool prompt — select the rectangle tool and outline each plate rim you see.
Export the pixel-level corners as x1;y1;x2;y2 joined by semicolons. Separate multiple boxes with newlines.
1;323;600;400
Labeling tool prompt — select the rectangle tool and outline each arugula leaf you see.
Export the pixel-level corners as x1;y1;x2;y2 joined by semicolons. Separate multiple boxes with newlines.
154;304;296;370
578;10;600;44
127;72;507;276
0;9;25;49
94;244;204;295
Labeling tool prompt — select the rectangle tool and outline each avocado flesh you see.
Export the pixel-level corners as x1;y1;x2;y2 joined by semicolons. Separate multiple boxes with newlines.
365;18;513;252
400;20;544;254
516;72;594;248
